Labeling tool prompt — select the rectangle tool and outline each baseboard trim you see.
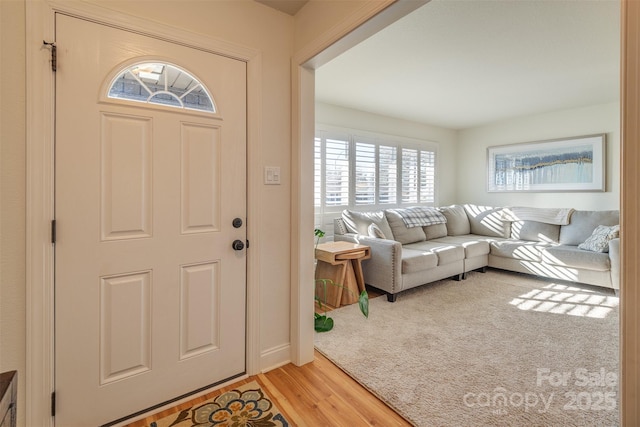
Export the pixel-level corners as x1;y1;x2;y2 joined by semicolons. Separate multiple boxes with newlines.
260;343;291;372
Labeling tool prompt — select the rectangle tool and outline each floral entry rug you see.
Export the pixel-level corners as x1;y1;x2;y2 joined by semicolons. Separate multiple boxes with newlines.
150;380;289;427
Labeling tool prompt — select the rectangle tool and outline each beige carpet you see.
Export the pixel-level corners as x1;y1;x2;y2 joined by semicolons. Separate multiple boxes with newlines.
314;269;619;427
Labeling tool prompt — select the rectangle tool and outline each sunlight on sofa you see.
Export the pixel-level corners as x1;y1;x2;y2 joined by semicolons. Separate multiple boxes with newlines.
464;204;506;236
520;260;578;282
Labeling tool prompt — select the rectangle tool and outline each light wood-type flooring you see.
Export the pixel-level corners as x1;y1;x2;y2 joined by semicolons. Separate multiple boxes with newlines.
124;350;411;427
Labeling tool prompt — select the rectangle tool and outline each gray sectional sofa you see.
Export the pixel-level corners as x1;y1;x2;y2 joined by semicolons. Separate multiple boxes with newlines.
333;204;620;302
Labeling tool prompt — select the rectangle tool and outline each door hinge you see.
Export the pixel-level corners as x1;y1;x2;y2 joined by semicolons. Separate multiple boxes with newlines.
51;391;56;417
43;40;57;72
51;220;56;244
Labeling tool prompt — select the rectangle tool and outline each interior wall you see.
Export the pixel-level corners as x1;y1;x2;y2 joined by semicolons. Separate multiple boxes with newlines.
294;0;380;53
0;0;26;424
456;102;620;210
315;102;458;206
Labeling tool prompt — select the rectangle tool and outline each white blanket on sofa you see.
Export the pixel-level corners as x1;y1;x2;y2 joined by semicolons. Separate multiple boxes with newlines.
503;207;575;225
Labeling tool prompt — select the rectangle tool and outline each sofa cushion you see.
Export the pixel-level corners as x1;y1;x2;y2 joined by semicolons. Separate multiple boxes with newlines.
401;248;438;274
578;225;620;253
559;210;620;245
404;241;465;266
490;240;552;262
439;205;470;236
342;210;394;240
464;204;509;238
510;220;560;243
431;235;492;259
385;210;427;244
423;223;448;240
542;246;610;271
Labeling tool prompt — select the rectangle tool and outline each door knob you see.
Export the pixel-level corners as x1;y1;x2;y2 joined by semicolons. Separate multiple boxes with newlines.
232;240;245;251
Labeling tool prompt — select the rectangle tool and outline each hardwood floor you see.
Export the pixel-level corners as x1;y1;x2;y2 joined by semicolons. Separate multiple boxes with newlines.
124;350;411;427
127;290;395;426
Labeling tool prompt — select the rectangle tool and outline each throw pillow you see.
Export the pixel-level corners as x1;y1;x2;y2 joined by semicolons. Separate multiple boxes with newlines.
384;210;427;244
424;223;448;240
341;210;394;239
439;205;471;236
464;204;508;238
368;223;386;239
578;225;620;253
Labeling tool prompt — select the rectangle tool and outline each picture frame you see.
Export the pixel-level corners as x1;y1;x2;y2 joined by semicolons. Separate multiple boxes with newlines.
487;134;606;192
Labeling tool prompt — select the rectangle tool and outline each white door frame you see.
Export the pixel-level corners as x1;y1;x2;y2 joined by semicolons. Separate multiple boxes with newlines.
288;0;429;366
26;2;262;425
290;0;638;425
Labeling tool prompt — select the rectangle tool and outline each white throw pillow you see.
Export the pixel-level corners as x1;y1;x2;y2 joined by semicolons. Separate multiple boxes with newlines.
578;225;620;253
439;205;471;236
368;223;386;239
384;210;427;244
341;210;394;239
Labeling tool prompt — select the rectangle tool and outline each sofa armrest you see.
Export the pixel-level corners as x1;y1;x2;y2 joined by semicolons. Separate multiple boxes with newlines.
333;233;402;295
609;237;620;290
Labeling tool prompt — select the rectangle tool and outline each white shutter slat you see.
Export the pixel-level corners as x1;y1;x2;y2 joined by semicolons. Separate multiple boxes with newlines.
325;138;349;207
402;148;418;204
355;142;376;205
379;145;397;204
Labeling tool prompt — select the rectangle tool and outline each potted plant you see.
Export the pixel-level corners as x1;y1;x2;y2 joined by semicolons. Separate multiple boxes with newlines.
314;228;369;332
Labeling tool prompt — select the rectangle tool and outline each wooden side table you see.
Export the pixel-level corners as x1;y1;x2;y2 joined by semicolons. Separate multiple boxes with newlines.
0;371;17;427
315;241;371;308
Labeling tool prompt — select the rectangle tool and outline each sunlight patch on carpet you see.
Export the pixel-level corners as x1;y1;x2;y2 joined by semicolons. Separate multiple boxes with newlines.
509;282;619;318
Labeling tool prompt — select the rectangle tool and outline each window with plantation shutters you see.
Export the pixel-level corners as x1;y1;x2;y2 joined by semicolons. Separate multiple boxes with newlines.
355;141;376;205
324;137;350;207
401;148;419;204
315;126;438;232
420;151;436;203
314;137;322;208
379;145;397;205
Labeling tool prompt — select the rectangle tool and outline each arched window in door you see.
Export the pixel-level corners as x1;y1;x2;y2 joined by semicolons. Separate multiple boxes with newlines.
107;62;216;113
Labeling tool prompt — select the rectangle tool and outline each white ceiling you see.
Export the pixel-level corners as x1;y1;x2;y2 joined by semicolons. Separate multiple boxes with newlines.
315;0;620;130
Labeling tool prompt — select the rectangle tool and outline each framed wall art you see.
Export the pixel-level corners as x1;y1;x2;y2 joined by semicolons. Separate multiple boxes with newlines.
487;134;606;192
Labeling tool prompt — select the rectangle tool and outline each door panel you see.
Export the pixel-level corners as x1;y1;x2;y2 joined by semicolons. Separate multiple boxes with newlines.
100;112;153;240
55;14;247;426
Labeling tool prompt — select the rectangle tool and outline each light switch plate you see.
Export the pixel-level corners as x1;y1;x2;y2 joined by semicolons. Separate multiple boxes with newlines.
264;166;281;185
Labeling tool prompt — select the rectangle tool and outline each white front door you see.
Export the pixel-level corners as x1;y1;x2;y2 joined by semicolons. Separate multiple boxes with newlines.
55;14;247;426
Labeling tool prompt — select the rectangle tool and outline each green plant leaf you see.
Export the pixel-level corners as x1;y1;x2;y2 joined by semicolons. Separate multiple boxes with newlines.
359;290;369;318
314;314;334;332
314;278;335;311
314;228;325;249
